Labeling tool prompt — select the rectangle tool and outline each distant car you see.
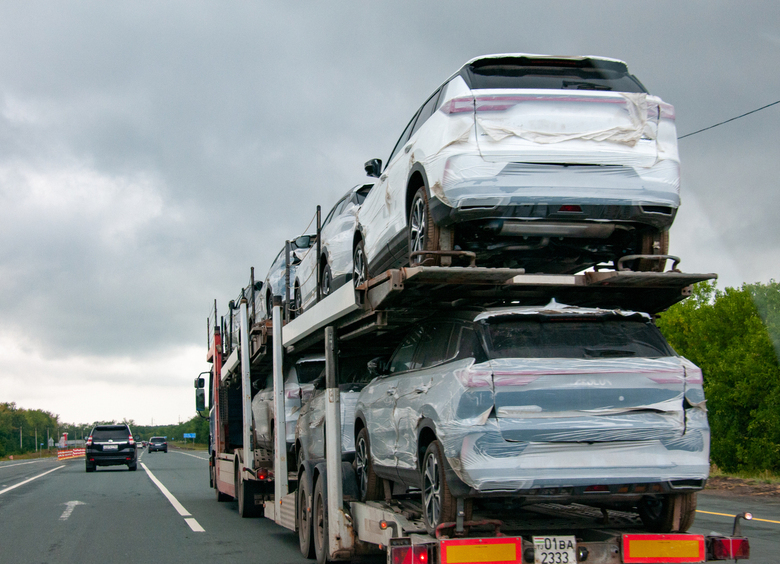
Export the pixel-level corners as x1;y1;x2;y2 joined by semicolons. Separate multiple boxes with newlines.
252;354;326;458
85;424;138;471
148;436;168;453
292;182;374;314
353;302;708;534
355;53;679;278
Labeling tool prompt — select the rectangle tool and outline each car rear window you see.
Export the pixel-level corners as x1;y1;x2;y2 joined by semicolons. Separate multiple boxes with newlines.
296;361;326;384
483;317;674;359
151;437;166;443
92;427;130;440
465;57;647;93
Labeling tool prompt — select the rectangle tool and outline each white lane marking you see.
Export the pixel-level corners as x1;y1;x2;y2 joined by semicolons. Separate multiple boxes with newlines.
173;451;208;461
141;463;205;532
59;500;85;521
0;466;64;496
185;517;205;532
0;460;48;470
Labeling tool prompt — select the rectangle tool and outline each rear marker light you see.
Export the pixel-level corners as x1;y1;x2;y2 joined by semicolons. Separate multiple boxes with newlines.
710;537;750;560
558;205;582;213
585;485;609;492
391;545;428;564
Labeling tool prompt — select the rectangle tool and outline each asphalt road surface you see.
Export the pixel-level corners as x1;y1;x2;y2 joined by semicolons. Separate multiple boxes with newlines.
1;452;777;563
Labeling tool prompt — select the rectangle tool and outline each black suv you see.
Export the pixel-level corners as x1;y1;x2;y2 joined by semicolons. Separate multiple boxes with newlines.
147;436;168;453
85;424;138;472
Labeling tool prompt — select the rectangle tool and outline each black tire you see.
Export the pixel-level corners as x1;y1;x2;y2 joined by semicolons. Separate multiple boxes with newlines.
313;477;329;564
638;492;697;532
422;440;465;535
298;469;316;559
266;291;274;320
634;229;669;272
354;427;382;502
128;463;137;471
237;461;260;517
352;240;368;289
320;263;332;297
85;463;95;473
291;284;303;320
408;187;440;266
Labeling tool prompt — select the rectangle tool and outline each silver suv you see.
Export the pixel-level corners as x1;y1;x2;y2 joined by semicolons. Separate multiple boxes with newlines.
353;303;707;534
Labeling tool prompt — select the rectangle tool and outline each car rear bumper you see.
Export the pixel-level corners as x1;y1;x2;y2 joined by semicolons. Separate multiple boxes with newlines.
86;452;137;466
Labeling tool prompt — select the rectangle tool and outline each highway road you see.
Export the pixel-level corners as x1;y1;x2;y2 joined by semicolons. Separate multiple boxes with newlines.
1;452;777;563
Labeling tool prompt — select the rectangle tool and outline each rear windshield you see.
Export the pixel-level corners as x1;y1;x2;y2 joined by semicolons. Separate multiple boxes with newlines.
465;58;647;93
151;437;166;443
92;427;130;440
483;317;674;359
296;361;326;384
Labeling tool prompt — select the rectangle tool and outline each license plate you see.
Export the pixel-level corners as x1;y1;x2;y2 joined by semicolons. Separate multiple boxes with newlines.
533;536;576;564
103;444;118;450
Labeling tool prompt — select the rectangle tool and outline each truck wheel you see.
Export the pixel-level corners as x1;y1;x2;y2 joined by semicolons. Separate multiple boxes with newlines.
237;464;260;517
408;187;439;266
298;469;315;559
354;428;382;502
313;477;329;564
352;240;368;289
638;492;697;532
422;440;462;535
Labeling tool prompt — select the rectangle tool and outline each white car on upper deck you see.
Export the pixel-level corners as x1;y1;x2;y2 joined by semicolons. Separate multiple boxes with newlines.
354;53;679;278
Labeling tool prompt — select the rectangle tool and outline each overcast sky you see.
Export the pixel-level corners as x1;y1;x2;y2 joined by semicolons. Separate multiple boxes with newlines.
1;1;778;426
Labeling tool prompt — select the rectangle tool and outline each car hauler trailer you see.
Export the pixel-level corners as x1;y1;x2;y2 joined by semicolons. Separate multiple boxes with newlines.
198;264;753;562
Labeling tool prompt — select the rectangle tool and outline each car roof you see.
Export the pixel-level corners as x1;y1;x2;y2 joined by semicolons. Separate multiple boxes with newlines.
475;300;651;322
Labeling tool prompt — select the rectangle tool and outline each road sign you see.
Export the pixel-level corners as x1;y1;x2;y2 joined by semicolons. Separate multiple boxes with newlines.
182;433;196;439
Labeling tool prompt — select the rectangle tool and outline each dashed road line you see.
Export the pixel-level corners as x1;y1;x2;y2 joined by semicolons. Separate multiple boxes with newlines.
0;460;48;470
141;463;205;532
172;451;208;461
0;466;64;496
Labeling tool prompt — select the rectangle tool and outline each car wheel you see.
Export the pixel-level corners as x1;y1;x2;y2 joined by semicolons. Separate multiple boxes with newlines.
634;229;669;272
422;440;464;535
313;476;329;564
291;284;303;320
266;291;274;320
128;463;137;471
354;428;382;502
352;240;369;289
638;492;697;532
320;263;332;297
85;463;95;473
408;187;440;266
298;468;315;559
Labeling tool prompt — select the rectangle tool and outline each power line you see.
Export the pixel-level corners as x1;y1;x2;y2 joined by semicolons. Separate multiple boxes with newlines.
678;99;780;139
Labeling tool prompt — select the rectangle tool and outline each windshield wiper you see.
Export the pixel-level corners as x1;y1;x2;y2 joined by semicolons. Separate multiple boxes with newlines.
583;347;636;358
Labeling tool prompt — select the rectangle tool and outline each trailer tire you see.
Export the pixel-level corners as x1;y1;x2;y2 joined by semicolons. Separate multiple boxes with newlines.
354;428;382;502
638;492;697;533
313;476;329;564
237;463;261;517
298;468;316;559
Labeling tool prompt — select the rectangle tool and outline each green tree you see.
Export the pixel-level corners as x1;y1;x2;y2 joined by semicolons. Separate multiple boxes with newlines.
657;281;780;472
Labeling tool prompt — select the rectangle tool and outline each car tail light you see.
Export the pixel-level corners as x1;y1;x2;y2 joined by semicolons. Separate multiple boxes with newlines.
710;537;750;560
454;367;493;388
391;544;429;564
585;485;609;492
558;205;582;213
86;436;93;446
286;389;301;400
659;101;676;120
684;364;703;384
129;435;135;445
439;96;475;114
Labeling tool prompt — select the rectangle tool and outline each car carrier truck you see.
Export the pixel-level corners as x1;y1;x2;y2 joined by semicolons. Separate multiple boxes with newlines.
196;260;753;563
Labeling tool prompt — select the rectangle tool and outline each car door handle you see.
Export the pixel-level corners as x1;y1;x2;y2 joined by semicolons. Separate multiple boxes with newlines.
404;143;412;154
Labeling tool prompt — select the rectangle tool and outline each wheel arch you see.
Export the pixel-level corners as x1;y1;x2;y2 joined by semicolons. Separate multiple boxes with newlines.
406;164;430;221
416;418;438;471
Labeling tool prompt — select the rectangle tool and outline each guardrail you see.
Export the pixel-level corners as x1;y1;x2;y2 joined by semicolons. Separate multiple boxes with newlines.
57;448;85;460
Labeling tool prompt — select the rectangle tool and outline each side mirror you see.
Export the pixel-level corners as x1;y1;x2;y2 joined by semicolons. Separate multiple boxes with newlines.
364;158;382;178
367;356;389;378
254;280;264;291
294;235;312;249
194;377;205;389
196;388;206;413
